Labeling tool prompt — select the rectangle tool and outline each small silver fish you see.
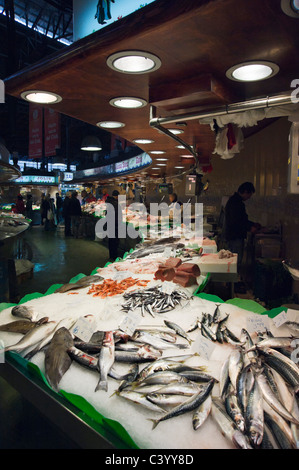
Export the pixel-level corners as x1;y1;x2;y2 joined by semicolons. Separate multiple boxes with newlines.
163;320;193;345
192;395;212;430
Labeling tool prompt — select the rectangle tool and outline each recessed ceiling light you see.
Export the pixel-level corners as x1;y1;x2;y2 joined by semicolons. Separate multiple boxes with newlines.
226;61;279;82
175;166;184;169
157;163;167;166
180;155;193;158
176;145;185;149
97;121;125;129
155;158;168;161
168;129;184;135
151;167;160;170
133;139;154;144
109;97;147;108
20;90;62;104
281;0;299;17
149;150;166;154
107;50;161;74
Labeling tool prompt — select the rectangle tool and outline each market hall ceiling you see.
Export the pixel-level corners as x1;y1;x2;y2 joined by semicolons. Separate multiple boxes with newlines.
3;0;299;178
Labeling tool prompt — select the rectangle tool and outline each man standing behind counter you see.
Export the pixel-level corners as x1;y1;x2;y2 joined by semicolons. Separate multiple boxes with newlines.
224;182;261;276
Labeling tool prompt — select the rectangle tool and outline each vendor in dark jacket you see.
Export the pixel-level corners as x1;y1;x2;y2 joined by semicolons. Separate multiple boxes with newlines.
68;191;82;238
224;182;261;273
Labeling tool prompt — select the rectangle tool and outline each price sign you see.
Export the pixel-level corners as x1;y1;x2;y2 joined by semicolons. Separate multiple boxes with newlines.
71;316;97;342
119;310;141;336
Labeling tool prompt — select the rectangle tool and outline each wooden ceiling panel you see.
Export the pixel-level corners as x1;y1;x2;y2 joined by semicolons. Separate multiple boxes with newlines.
4;0;299;178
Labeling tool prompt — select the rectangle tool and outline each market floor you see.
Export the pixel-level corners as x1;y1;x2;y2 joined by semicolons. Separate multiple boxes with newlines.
15;224;112;300
0;224;113;449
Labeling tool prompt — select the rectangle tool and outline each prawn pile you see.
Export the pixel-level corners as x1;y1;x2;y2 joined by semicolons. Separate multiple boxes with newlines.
87;277;150;298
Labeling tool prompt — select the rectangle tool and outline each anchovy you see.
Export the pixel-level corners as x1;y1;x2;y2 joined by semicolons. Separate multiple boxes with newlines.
45;327;74;392
95;331;115;392
11;305;37;322
149;379;215;429
211;398;252;449
163;320;193;345
192;395;212;430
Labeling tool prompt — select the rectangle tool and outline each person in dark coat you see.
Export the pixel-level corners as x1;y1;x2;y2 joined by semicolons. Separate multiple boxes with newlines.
224;182;261;273
62;192;72;236
15;194;25;215
105;190;122;261
68;191;82;238
55;192;63;224
25;194;33;223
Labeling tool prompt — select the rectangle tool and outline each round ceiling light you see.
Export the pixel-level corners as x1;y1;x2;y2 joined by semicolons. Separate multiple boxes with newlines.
107;50;161;74
156;163;167;166
175;166;185;169
20;90;62;104
226;61;279;82
155;158;168;161
149;150;166;154
97;121;125;129
133;139;154;144
281;0;299;17
109;97;147;109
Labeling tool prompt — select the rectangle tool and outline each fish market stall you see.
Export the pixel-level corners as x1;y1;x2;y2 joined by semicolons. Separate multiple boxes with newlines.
0;213;30;241
0;237;298;450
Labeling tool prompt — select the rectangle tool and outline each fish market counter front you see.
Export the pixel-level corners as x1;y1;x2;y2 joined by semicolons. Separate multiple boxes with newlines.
0;247;298;449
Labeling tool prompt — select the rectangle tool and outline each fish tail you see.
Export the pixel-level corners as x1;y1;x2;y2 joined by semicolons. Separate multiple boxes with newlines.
148;418;159;430
95;380;108;392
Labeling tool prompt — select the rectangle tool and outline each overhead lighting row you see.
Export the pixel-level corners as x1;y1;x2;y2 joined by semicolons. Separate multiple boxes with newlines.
20;48;281;170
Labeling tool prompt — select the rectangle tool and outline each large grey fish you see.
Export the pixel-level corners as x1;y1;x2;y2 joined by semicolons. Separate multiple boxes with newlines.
95;331;115;392
149;379;215;429
55;274;103;293
192;394;212;430
255;369;299;425
163;320;193;345
245;379;264;447
0;316;48;334
211;398;252;449
3;320;57;354
11;305;37;321
45;327;74;392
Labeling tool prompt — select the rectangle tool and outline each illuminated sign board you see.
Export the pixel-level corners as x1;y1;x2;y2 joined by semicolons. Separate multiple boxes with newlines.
15;175;57;185
73;0;157;41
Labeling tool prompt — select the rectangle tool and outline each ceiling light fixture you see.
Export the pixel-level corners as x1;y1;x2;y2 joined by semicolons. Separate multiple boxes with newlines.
281;0;299;17
107;50;161;74
155;158;168;161
151;167;160;170
156;163;166;166
226;61;279;82
81;136;102;151
97;121;125;129
180;154;193;158
174;166;184;169
109;97;147;108
20;90;62;104
133;139;154;144
149;150;166;154
168;128;184;135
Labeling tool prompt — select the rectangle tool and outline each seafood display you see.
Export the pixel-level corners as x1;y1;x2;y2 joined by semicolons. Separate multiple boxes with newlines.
0;236;298;450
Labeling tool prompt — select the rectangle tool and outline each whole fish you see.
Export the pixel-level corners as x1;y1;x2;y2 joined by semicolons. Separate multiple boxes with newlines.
252;336;295;351
211;398;252;449
55;274;103;293
192;395;212;430
258;347;299;392
187;317;200;333
154;381;206;396
290;396;299;448
178;370;216;383
212;303;222;323
45;327;74;392
224;383;245;432
240;328;258;363
132;330;188;350
236;363;255;414
147;393;189;409
117;389;165;413
0;316;48;334
149;379;215;429
163;320;193;345
228;348;244;390
67;346;98;370
255;370;299;425
245;379;264;447
95;331;115;392
219;356;230;399
114;345;162;363
3;321;57;354
11;305;37;321
135;370;189;388
135;356;195;382
263;400;297;449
